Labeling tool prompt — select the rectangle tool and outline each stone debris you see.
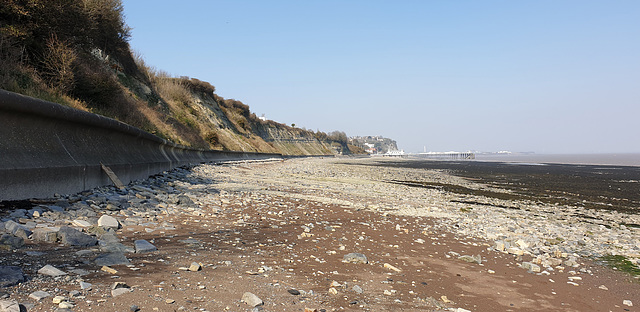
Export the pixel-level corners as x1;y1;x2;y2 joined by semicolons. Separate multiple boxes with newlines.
383;263;402;272
343;252;368;264
28;291;50;301
0;299;21;312
188;262;202;272
241;292;263;307
0;266;24;287
97;215;120;229
37;265;67;277
134;239;157;253
623;300;633;307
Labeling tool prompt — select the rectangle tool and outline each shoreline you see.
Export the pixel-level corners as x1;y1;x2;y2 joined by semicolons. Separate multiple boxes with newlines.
1;157;639;311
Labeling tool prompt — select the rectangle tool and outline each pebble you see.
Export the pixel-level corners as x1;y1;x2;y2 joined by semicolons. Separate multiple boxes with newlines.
28;291;50;301
343;252;368;264
134;239;157;253
37;265;67;277
623;300;633;307
241;292;263;307
188;262;202;272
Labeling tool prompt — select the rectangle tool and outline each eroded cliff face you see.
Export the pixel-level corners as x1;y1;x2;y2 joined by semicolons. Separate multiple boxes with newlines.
125;75;337;155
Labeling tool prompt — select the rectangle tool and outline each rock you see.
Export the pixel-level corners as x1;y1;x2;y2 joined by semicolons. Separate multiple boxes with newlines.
242;292;263;307
134;239;157;253
0;234;24;250
458;255;482;264
94;253;130;266
111;288;132;297
352;285;364;294
130;305;140;312
32;228;58;243
0;266;24;287
177;195;196;207
329;288;338;295
506;247;525;256
97;215;120;229
58;227;97;247
188;262;201;272
165;299;175;304
37;265;67;277
58;302;74;309
0;299;21;312
4;221;31;240
52;296;67;304
343;252;368;264
72;219;93;227
383;263;402;272
521;262;541;273
623;300;633;307
79;281;92;290
112;282;129;290
28;291;50;301
287;289;300;296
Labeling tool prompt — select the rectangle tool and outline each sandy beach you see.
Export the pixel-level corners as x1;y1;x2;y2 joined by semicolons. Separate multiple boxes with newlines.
1;157;639;311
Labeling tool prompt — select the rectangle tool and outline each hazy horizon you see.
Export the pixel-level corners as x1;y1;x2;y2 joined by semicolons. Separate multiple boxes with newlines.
122;1;640;154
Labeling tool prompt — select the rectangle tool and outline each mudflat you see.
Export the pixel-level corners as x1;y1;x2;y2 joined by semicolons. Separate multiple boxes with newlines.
1;157;639;311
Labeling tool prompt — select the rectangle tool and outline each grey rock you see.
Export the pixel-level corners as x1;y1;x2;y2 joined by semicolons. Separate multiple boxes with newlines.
71;219;93;227
521;262;541;273
177;195;196;207
0;299;22;312
46;205;64;212
37;265;67;277
241;292;263;307
94;253;130;266
134;239;157;253
9;210;26;219
100;242;134;254
3;221;31;240
97;215;120;229
352;285;364;294
0;266;24;287
58;226;97;247
32;228;58;243
111;288;132;297
79;281;92;290
0;234;24;250
458;255;482;264
28;291;51;301
343;252;368;264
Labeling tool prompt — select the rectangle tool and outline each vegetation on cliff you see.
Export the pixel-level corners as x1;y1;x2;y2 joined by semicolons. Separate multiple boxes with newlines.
0;0;359;155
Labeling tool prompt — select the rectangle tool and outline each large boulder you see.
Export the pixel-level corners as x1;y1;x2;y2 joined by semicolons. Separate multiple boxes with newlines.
0;266;25;287
58;227;97;247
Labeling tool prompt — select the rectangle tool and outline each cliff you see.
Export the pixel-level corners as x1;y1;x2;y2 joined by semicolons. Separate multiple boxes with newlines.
0;0;355;156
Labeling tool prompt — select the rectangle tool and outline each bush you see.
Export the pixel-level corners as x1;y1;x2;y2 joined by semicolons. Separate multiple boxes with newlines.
41;34;76;92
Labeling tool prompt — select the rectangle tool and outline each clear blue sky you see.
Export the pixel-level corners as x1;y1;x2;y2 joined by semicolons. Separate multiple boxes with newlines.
122;0;640;154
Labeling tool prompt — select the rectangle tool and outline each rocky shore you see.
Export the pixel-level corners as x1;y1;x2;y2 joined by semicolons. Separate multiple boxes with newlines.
1;157;639;311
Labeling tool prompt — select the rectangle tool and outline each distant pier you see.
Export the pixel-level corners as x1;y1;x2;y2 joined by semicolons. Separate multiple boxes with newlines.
414;152;476;160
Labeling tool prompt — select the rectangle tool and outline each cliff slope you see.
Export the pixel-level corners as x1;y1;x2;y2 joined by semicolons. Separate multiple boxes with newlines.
0;0;354;155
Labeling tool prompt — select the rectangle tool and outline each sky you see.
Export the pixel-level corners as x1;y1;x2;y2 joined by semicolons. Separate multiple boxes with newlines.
122;0;640;154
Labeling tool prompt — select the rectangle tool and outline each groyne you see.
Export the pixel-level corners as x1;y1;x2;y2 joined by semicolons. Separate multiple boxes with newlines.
0;90;281;201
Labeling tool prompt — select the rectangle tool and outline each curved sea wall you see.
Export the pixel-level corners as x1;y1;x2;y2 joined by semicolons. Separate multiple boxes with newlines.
0;90;281;201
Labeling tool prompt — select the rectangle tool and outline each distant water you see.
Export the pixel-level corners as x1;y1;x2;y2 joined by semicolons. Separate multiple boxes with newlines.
475;153;640;167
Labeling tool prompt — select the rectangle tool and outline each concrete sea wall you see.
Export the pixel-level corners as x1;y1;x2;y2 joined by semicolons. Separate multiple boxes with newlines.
0;90;281;201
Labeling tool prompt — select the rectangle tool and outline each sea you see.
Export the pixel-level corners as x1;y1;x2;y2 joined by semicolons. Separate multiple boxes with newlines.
474;153;640;167
369;153;640;213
